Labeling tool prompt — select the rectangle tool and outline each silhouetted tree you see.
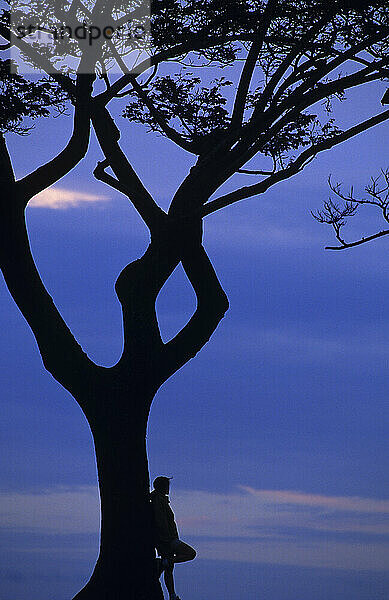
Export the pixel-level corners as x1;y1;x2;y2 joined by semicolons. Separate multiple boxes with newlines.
1;1;389;598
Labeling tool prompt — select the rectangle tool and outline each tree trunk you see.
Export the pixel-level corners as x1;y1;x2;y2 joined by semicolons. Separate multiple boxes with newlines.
73;378;164;600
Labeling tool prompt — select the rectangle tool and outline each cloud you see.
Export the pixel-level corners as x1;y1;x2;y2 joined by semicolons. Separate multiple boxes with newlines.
0;486;100;534
240;486;389;514
173;487;389;571
1;485;389;571
29;187;108;209
173;487;389;539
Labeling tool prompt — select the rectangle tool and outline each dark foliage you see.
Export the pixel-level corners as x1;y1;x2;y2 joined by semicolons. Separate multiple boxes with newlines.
121;0;389;172
0;59;68;134
123;73;232;141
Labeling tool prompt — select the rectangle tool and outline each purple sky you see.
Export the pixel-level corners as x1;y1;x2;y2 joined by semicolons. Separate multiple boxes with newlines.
0;66;389;599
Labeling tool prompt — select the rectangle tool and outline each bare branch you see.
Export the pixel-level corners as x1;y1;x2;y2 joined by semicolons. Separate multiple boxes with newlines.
162;244;229;379
93;159;132;196
0;175;96;397
325;229;389;250
277;23;388;105
312;196;358;246
221;30;389;177
91;103;166;232
230;39;262;131
141;65;158;88
238;168;275;175
314;169;389;250
230;0;279;131
269;29;389;114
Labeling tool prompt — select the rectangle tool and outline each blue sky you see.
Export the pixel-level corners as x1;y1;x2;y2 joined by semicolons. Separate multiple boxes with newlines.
1;70;389;599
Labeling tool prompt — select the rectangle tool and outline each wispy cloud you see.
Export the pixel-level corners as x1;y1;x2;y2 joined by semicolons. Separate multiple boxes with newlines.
29;187;108;209
173;487;389;571
1;485;389;571
241;486;389;514
0;486;100;534
173;487;389;539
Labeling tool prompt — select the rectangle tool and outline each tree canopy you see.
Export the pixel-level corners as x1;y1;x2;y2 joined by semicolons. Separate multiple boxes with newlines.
1;1;388;215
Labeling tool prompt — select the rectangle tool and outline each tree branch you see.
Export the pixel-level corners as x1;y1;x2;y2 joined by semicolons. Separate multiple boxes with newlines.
238;168;275;175
91;103;166;232
230;39;261;131
203;109;389;216
230;0;279;131
114;224;204;370
0;154;96;397
263;25;389;119
219;59;388;181
114;248;166;368
17;74;94;202
0;134;15;185
0;9;113;396
243;4;335;121
97;31;255;106
162;244;229;379
314;169;389;250
268;29;388;113
0;22;76;97
225;31;389;173
93;159;131;195
325;229;389;250
258;39;326;111
128;75;197;153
